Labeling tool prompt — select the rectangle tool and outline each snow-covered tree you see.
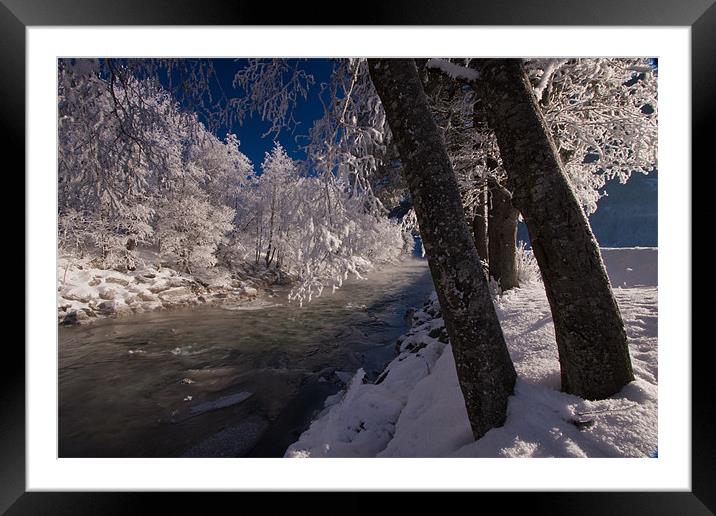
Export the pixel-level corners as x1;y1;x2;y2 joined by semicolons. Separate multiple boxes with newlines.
476;58;634;400
156;183;235;273
256;144;299;267
189;131;253;213
526;58;658;214
232;59;400;214
58;208;89;256
422;57;657;290
58;59;189;219
305;59;391;213
282;176;406;306
58;59;254;271
368;58;517;440
85;204;154;270
228;59;420;303
228;141;406;305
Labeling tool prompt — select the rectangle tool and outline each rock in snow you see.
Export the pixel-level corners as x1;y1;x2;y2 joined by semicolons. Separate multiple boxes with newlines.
138;291;159;302
96;300;116;315
97;286;117;300
240;285;259;297
57;256;281;324
148;281;173;294
105;276;131;286
158;286;194;304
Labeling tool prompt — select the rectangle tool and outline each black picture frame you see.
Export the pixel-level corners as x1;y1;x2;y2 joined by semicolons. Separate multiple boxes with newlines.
4;0;709;513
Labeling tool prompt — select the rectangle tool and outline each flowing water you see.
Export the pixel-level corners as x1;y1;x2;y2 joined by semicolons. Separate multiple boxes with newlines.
58;259;434;457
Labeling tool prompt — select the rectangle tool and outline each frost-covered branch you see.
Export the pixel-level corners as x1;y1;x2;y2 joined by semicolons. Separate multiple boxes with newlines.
231;59;315;137
428;58;658;217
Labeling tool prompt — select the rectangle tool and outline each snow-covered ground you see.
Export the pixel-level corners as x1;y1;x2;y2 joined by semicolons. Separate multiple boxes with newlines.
285;247;658;458
57;254;289;325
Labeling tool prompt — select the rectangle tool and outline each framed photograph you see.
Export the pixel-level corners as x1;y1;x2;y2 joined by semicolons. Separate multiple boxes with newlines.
6;0;709;512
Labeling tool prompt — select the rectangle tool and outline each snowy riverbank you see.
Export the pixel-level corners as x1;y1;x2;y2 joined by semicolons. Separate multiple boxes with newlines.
57;256;291;325
285;247;658;458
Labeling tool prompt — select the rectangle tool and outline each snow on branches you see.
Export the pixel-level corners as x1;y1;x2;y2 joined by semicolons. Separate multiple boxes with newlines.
58;57;654;306
58;59;249;271
424;58;658;217
232;59;315;137
306;59;392;215
525;58;658;214
156;183;235;273
426;58;480;82
235;143;406;306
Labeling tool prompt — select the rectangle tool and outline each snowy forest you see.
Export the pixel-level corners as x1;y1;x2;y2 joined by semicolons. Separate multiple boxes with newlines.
58;58;658;459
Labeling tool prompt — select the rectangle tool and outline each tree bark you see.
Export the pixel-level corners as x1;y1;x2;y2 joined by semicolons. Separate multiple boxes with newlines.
476;58;634;399
470;100;489;264
368;58;516;439
487;177;519;291
471;180;489;261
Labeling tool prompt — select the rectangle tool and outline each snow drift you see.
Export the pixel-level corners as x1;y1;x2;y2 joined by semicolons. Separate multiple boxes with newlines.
285;247;658;458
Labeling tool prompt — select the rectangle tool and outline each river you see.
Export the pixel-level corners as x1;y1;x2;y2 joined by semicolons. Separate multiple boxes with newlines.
58;259;434;457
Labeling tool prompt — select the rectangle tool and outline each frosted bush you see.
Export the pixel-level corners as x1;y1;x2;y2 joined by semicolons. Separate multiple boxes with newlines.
156;184;235;274
58;209;89;256
516;241;541;286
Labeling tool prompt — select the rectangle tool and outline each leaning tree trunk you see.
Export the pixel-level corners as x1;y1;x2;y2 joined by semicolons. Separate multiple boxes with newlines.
476;58;634;399
487;177;519;291
368;58;516;439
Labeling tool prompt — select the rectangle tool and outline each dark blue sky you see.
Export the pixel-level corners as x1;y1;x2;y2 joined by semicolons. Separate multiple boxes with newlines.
207;58;334;169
